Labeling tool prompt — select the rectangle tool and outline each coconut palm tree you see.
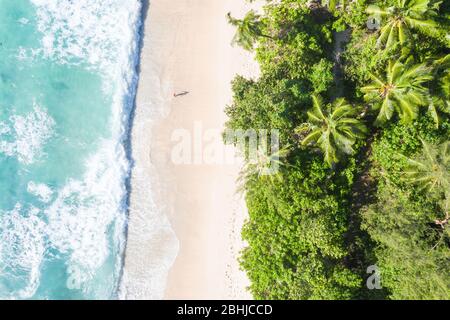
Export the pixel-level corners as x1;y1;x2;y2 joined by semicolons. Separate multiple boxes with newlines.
361;58;433;124
402;140;450;215
429;54;450;127
366;0;440;49
297;95;367;166
238;146;290;190
227;10;266;51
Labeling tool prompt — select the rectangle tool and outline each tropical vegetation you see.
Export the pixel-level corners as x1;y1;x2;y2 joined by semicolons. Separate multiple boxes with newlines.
226;0;449;300
362;58;433;124
297;95;367;166
366;0;441;49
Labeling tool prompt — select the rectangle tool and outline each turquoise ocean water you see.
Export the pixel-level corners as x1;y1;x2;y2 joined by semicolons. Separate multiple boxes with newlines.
0;0;141;299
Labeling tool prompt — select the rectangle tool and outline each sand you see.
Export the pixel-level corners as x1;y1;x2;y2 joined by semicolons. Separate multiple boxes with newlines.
120;0;260;300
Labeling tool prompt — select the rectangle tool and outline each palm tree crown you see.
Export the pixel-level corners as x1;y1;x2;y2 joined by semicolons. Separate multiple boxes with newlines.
367;0;440;49
402;140;450;208
298;95;367;166
362;58;433;124
429;54;450;127
238;146;290;190
227;10;264;51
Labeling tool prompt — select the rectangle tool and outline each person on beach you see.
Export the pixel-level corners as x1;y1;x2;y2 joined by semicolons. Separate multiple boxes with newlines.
173;91;189;97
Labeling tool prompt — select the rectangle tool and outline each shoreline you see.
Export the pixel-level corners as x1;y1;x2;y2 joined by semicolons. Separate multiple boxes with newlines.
119;0;180;299
121;0;260;299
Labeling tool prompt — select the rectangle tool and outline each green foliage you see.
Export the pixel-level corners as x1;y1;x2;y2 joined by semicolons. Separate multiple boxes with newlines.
310;59;335;94
399;140;450;239
297;95;367;166
226;0;450;300
371;116;447;180
255;4;334;83
225;75;304;145
361;183;450;300
362;57;433;124
402;140;450;201
366;120;450;299
332;0;370;28
241;157;361;299
343;28;395;88
227;10;265;51
366;0;441;50
429;54;450;126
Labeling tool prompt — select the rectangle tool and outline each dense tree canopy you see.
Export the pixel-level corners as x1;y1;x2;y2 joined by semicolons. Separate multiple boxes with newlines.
226;0;449;300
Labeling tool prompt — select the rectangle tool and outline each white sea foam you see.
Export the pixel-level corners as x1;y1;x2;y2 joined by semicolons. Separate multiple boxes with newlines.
0;204;46;299
18;18;29;25
1;138;129;297
9;0;179;299
0;103;55;164
45;139;127;271
31;0;140;85
27;181;53;203
27;0;146;298
118;162;179;299
0;122;10;135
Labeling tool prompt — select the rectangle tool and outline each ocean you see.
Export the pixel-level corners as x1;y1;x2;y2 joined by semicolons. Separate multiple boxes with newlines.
0;0;142;299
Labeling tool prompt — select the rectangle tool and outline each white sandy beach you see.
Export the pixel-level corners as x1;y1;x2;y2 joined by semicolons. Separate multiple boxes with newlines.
120;0;260;299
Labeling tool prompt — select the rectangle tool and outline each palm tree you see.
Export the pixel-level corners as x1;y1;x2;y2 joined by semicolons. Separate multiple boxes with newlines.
227;10;266;51
429;54;450;127
361;58;433;124
238;146;290;190
366;0;440;49
402;140;450;219
297;95;367;166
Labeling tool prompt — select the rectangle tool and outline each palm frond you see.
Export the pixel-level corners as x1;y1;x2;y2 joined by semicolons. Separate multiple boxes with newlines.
300;96;367;166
